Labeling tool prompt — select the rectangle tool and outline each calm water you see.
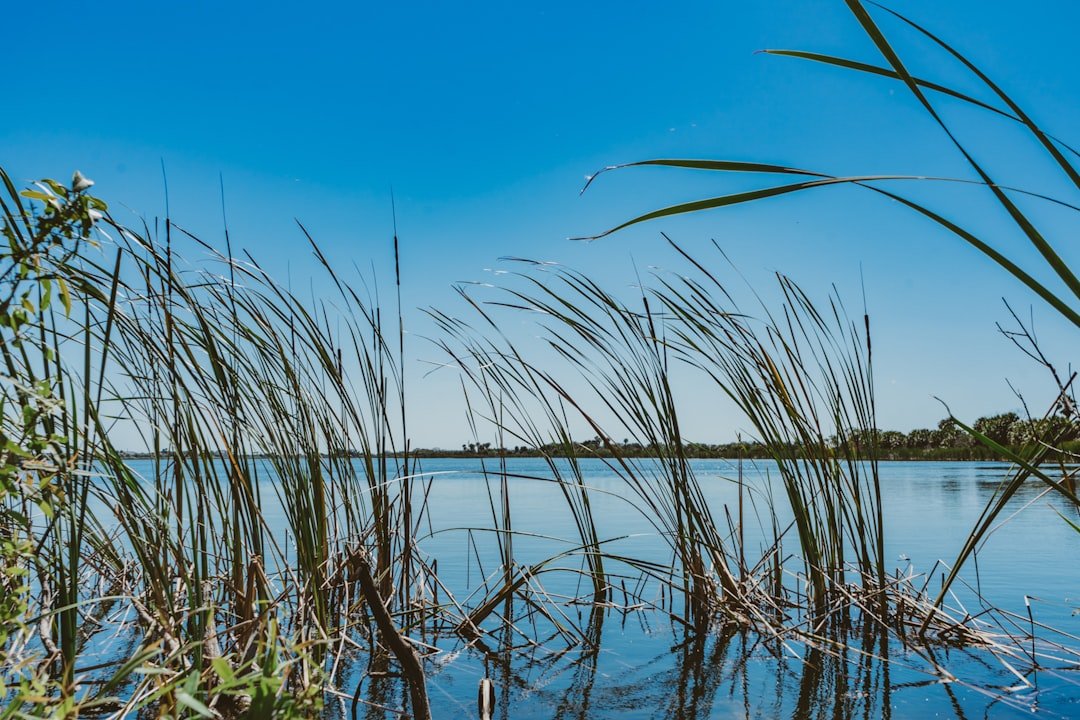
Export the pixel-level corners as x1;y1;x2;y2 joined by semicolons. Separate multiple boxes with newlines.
123;458;1080;719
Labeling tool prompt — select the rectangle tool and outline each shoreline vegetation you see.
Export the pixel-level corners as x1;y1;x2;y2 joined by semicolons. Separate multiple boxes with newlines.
114;414;1080;464
113;412;1080;462
1;2;1077;719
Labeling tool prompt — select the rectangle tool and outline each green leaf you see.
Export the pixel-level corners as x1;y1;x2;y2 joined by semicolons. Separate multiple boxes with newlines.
40;278;52;312
175;690;215;718
41;179;66;195
1055;508;1080;534
19;190;52;203
210;657;236;684
576;174;954;241
57;278;72;316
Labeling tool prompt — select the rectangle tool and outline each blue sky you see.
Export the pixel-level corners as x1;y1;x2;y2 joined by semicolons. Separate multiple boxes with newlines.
3;1;1077;446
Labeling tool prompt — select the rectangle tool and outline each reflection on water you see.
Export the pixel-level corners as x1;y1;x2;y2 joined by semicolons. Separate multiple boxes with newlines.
117;458;1078;718
367;614;1078;719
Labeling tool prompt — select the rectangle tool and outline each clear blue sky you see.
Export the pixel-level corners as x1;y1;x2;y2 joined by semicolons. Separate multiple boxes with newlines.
3;1;1077;446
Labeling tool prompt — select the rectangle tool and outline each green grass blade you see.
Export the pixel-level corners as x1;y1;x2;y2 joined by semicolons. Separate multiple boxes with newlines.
926;414;1079;626
868;0;1080;188
582;159;829;193
859;184;1080;328
844;0;1080;303
761;49;1080;161
576;175;920;241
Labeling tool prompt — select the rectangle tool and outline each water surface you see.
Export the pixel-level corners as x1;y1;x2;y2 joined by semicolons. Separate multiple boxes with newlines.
122;458;1080;718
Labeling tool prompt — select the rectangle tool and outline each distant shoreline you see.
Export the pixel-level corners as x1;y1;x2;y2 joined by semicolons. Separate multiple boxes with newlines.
115;447;1074;463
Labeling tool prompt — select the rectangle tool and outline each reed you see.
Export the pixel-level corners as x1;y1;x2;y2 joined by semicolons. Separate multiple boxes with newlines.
652;239;887;617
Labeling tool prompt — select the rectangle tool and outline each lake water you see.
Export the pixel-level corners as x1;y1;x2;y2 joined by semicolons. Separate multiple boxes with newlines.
120;458;1080;719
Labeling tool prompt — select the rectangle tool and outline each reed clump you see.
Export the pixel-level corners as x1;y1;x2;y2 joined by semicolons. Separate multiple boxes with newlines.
436;243;889;627
0;167;439;717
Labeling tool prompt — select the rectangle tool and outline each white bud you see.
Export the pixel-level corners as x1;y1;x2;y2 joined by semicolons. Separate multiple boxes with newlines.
72;170;94;192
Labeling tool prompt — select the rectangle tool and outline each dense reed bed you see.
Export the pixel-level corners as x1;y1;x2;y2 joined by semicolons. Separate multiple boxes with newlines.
0;169;440;717
576;0;1080;606
2;167;1072;718
1;1;1076;717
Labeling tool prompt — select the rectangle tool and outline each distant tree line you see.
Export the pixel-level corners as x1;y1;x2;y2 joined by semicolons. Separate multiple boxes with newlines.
841;412;1078;461
410;412;1078;461
117;413;1077;461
